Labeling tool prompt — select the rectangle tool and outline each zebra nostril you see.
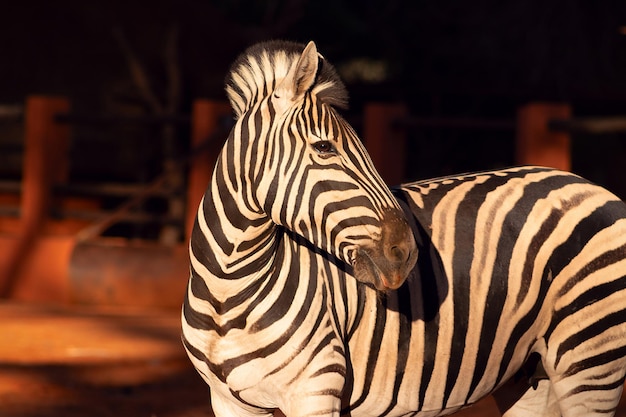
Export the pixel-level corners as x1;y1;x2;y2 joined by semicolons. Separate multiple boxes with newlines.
388;244;408;263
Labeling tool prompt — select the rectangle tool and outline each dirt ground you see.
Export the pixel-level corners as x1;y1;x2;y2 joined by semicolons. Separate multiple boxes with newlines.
0;302;211;417
0;301;623;417
0;361;495;417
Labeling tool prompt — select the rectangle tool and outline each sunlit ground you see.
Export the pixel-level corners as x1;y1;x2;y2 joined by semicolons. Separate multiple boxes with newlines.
1;301;625;417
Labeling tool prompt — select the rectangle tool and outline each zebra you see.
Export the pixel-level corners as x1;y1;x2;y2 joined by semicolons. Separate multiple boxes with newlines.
182;40;626;417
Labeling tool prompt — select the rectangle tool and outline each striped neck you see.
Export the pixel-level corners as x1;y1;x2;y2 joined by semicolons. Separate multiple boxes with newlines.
189;146;279;304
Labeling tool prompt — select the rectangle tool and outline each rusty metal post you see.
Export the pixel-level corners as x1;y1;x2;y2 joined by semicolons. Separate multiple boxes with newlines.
186;99;232;241
363;103;408;186
0;96;71;299
516;103;572;171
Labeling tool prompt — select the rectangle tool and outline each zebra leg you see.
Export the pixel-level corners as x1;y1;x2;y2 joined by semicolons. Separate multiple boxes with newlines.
493;353;560;416
209;385;342;417
540;312;626;415
540;335;626;417
493;370;560;416
210;388;274;417
547;363;626;417
280;393;342;417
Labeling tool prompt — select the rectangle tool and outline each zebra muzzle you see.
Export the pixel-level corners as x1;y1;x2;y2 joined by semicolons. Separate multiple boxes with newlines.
353;209;418;291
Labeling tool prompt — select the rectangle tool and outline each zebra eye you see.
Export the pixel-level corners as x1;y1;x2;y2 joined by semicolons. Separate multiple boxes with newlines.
312;141;336;155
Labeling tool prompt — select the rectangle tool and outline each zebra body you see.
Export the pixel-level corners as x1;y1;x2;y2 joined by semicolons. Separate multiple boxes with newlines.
182;40;626;417
384;167;626;416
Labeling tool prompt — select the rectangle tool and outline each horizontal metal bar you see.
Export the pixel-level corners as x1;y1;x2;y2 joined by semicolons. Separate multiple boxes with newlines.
0;180;21;193
0;205;19;217
0;181;174;198
0;204;181;225
51;208;181;225
396;116;516;130
54;182;173;198
548;117;626;134
0;105;23;121
54;113;191;126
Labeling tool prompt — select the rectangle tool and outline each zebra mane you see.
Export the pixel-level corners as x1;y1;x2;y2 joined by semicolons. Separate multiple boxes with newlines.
225;40;349;119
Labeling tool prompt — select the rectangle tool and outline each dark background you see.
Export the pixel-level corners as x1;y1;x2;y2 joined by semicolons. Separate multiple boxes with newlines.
2;0;626;197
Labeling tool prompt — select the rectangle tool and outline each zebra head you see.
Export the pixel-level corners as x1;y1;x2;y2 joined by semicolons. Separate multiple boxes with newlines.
223;40;417;290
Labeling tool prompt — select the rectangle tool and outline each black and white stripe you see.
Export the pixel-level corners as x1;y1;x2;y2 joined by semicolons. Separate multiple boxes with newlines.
390;167;626;416
182;41;626;417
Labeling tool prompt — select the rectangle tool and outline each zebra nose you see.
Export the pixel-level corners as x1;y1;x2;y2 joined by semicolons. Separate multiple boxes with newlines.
379;209;418;288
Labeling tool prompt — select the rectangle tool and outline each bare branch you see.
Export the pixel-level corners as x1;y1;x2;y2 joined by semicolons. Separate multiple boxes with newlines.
164;24;181;115
113;27;164;114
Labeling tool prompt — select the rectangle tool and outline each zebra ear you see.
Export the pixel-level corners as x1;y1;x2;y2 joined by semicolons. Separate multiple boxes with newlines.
275;41;319;106
290;41;319;97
